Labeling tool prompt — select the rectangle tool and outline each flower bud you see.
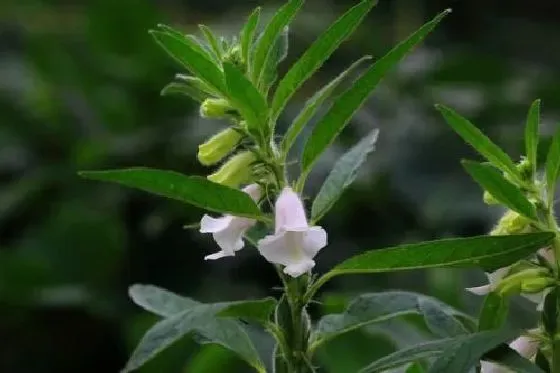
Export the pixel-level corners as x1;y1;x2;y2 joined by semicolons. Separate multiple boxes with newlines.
490;210;533;236
207;151;256;187
200;98;234;118
197;128;243;166
223;45;244;71
521;277;555;294
495;268;550;297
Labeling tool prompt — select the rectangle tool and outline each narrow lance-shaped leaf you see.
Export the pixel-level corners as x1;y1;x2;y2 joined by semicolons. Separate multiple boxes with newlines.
129;284;198;317
151;30;227;94
281;56;372;153
251;0;303;86
260;26;289;94
160;82;210;103
311;129;379;222
358;338;453;373
176;74;221;96
436;104;521;181
545;127;560;206
484;343;546;373
310;291;471;351
478;292;509;331
199;25;224;60
240;7;261;68
79;168;265;220
525;99;541;178
306;233;555;299
223;62;269;137
300;9;450;177
270;0;377;122
428;330;530;373
461;160;537;220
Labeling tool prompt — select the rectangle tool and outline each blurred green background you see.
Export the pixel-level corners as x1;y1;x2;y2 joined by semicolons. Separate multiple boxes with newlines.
1;0;559;372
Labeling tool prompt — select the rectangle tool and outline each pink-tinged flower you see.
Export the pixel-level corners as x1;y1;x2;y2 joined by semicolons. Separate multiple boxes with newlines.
481;335;539;372
257;187;327;277
200;184;261;260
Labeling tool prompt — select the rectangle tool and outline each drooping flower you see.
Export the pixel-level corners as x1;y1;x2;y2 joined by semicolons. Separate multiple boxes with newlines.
207;151;256;188
480;335;539;373
198;128;243;166
257;187;327;277
200;183;261;260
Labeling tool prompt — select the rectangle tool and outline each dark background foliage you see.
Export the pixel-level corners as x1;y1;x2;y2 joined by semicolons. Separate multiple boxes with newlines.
1;0;559;372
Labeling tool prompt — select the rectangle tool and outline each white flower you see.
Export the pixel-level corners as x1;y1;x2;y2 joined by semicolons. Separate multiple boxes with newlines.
199;183;261;260
257;187;327;277
480;335;539;373
466;247;555;308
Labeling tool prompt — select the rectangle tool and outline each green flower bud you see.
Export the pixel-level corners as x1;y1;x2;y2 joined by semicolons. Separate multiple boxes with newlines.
223;45;244;71
521;277;555;294
491;210;534;236
207;151;256;187
197;128;243;166
495;268;549;297
517;157;532;182
200;98;234;118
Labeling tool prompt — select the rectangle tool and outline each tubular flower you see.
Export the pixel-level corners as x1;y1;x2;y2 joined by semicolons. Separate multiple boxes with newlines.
198;128;243;166
207;151;256;188
257;187;327;277
199;184;261;260
481;335;539;373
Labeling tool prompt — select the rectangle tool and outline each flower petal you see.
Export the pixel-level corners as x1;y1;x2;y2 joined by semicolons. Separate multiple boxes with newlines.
466;285;492;296
258;232;293;267
200;215;234;233
212;217;255;254
284;259;315;277
509;336;539;358
302;226;327;257
274;187;308;233
242;183;261;202
204;251;232;260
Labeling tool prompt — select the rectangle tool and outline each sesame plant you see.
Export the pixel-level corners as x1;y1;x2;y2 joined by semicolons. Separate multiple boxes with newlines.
79;0;560;372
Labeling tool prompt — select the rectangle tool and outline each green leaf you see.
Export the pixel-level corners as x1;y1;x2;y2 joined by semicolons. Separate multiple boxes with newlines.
176;74;220;96
478;292;509;331
427;330;520;373
406;363;426;373
281;56;372;153
124;285;267;373
535;350;551;373
542;288;558;336
151;30;227;94
270;0;377;121
300;9;450;176
223;62;269;136
251;0;303;85
436;104;521;180
310;291;470;351
260;26;289;93
545;127;560;206
418;297;469;338
217;297;277;324
358;338;452;372
160;81;210;102
461;160;537;220
79;168;265;220
484;343;546;373
525;99;541;178
123;304;264;373
310;233;555;295
129;284;198;317
240;7;261;67
311;128;379;222
199;25;224;60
